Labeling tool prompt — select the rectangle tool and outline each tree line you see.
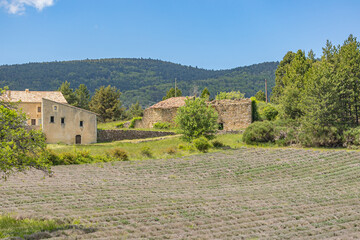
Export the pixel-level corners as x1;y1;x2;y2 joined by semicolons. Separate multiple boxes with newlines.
245;34;360;147
0;58;277;107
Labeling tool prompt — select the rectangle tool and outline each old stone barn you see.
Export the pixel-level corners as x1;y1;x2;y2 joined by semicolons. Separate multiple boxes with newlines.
137;97;252;130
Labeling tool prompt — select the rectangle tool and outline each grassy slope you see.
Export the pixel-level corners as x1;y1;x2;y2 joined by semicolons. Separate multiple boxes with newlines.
2;148;360;239
48;134;244;160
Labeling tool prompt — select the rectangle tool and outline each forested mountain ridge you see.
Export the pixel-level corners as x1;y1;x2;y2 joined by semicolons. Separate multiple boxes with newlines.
0;58;278;107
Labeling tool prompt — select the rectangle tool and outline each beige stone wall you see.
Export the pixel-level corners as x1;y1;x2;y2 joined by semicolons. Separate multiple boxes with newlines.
137;108;179;128
210;99;252;130
42;99;97;144
18;102;42;127
137;98;252;130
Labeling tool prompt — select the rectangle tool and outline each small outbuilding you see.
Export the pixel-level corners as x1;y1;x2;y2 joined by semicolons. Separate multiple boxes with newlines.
137;97;252;130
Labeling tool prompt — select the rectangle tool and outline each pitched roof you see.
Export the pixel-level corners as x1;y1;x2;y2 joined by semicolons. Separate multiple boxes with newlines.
148;97;189;109
5;89;68;103
42;98;97;115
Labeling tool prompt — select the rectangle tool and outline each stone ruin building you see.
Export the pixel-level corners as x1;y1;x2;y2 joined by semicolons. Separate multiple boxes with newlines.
136;97;252;130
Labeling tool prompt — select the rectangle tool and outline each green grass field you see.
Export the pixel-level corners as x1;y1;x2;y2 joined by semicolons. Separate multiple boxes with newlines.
48;134;245;160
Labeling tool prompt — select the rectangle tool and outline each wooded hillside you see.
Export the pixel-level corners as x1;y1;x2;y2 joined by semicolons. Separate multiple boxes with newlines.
0;58;277;107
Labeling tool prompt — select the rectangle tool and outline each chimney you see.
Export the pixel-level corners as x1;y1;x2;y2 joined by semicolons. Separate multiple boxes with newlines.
25;89;29;93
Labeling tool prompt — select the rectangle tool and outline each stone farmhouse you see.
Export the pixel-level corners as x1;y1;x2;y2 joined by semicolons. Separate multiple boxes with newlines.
137;97;252;130
5;89;97;144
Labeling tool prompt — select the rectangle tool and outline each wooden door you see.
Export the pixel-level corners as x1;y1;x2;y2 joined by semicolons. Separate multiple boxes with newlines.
75;135;81;144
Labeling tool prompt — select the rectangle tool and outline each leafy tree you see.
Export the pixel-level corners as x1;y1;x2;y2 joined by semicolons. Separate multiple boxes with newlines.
200;87;210;100
163;87;182;100
128;101;144;119
175;97;218;141
254;90;266;101
271;51;296;103
58;81;77;105
89;85;122;122
273;50;313;119
215;91;245;100
74;84;90;110
0;87;50;179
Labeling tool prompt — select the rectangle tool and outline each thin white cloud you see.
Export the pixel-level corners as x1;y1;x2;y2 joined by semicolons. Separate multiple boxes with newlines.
0;0;54;14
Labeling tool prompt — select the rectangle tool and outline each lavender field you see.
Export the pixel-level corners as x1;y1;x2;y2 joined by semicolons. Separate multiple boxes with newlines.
1;147;360;239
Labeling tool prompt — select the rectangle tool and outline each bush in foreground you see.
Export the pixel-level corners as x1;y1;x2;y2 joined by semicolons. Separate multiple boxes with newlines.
193;137;211;152
109;148;129;161
141;146;152;157
46;150;114;165
175;97;218;141
242;121;275;144
211;140;225;148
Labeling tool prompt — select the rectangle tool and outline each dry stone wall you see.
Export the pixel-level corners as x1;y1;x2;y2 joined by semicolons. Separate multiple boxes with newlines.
97;129;175;142
211;99;252;130
137;98;253;130
136;108;178;129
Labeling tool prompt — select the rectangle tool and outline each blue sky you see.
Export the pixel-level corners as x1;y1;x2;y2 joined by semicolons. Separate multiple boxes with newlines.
0;0;359;69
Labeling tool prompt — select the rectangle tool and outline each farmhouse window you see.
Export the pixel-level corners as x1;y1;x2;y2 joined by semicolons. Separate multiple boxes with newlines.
37;107;41;112
218;123;224;130
80;121;84;127
53;105;58;112
31;119;36;125
50;116;54;123
61;117;65;124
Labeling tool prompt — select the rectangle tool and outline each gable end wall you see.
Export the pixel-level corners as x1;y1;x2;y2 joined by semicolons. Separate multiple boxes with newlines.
42;99;97;144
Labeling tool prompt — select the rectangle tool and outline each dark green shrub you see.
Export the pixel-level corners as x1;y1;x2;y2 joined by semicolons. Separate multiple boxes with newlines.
272;119;300;146
262;105;279;121
298;123;342;147
141;146;152;157
211;140;224;148
110;148;129;161
153;122;171;129
343;127;360;147
193;137;211;152
44;150;61;166
251;97;260;122
129;117;142;128
242;121;275;144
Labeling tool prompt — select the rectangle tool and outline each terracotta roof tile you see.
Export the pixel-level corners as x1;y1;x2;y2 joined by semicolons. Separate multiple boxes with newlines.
4;90;68;103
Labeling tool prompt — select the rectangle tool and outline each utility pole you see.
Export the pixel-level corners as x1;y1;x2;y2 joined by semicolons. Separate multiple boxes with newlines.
265;79;268;103
175;78;177;97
